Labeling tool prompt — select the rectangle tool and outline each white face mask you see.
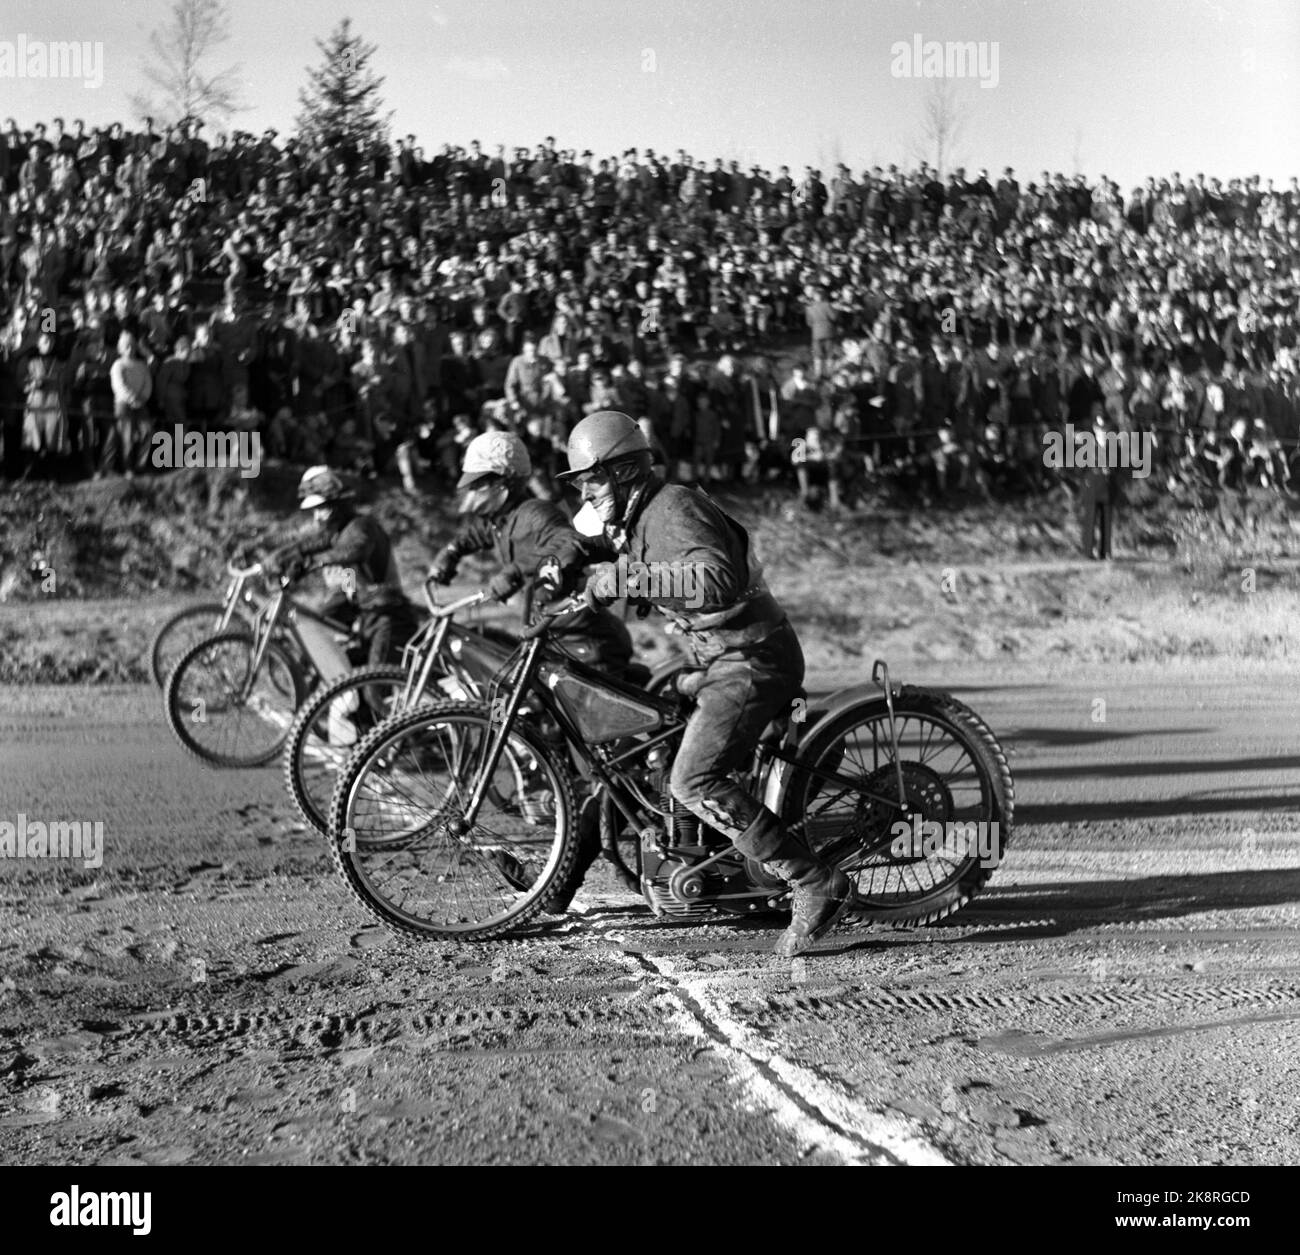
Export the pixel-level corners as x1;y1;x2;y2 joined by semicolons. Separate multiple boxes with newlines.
572;499;607;537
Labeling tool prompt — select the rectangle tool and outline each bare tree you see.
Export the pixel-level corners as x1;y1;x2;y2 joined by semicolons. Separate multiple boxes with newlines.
131;0;248;127
911;80;966;177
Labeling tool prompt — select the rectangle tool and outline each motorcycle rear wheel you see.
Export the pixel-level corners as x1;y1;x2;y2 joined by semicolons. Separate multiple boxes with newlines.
782;687;1014;927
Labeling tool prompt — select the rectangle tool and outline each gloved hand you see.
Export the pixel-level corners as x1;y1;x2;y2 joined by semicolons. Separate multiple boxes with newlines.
488;565;523;602
428;548;458;586
675;668;707;700
533;556;563;606
583;561;621;609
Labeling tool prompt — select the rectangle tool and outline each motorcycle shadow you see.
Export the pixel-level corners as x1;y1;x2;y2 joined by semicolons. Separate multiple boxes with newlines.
911;868;1300;942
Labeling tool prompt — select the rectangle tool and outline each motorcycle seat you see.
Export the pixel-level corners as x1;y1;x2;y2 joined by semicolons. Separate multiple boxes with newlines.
622;661;653;689
758;687;811;748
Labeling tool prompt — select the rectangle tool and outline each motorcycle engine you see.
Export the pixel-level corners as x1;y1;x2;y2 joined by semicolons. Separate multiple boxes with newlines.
639;779;787;919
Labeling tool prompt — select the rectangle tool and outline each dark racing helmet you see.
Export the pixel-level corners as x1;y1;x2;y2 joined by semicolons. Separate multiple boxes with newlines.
559;410;652;481
560;410;655;534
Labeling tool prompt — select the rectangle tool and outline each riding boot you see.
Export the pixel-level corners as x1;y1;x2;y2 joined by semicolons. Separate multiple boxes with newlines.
732;808;853;957
538;795;603;914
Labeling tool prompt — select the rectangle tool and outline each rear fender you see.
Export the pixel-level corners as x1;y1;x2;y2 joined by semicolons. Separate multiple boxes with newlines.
760;683;892;817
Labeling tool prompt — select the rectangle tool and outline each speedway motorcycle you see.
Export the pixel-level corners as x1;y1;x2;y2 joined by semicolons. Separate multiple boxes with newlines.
162;556;360;768
325;595;1015;942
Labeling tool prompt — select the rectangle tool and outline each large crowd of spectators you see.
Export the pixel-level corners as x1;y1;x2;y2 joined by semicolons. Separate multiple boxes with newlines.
0;113;1297;514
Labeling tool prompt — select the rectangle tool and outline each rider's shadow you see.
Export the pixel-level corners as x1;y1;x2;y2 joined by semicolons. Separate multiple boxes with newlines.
918;868;1300;941
757;868;1300;957
515;869;1300;951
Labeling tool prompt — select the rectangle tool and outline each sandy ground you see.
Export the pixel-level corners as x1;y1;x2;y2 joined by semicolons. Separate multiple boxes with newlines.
1;660;1298;1166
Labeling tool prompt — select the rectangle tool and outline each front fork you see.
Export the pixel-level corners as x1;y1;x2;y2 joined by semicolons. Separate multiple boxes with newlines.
218;571;248;631
458;639;542;828
238;589;288;701
401;616;452;710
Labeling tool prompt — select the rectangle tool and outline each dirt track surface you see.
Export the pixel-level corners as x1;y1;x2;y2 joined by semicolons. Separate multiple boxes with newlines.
2;662;1299;1166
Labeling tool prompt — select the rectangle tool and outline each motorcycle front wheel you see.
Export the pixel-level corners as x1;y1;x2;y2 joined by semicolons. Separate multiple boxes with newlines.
327;701;579;941
782;687;1014;927
150;601;251;687
283;666;411;835
164;630;306;767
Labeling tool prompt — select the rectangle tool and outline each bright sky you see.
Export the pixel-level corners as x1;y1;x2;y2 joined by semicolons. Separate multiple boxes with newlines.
2;0;1296;188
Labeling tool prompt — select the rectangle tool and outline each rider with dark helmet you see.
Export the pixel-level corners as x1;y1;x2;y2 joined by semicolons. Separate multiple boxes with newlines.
559;410;852;957
277;465;419;666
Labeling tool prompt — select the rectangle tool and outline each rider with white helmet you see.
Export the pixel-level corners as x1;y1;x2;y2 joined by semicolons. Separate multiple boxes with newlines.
430;428;635;665
430;429;639;914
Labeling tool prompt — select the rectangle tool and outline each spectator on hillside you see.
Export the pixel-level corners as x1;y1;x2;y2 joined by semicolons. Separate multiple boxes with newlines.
155;334;192;426
805;282;838;377
105;330;152;476
23;330;68;466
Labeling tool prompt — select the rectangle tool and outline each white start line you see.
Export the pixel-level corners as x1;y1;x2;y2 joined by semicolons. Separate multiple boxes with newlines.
573;900;949;1166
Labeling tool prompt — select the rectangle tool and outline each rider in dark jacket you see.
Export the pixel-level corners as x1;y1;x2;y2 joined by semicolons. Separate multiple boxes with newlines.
427;430;634;675
429;429;636;914
278;465;419;666
560;410;853;957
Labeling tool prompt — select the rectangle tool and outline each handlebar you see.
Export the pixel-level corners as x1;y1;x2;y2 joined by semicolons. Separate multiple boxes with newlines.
422;575;489;618
227;558;265;579
519;593;588;639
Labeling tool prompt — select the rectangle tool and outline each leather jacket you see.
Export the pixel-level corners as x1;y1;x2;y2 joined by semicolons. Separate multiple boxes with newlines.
607;477;788;657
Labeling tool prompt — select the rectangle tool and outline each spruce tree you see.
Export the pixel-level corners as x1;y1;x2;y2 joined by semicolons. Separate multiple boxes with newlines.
295;18;393;170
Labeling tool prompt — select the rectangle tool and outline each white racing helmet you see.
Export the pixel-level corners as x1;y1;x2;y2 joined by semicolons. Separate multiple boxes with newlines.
457;431;531;516
298;465;353;510
458;431;531;488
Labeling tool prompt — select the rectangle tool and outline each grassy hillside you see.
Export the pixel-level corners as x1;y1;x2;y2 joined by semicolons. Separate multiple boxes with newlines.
2;468;1300;682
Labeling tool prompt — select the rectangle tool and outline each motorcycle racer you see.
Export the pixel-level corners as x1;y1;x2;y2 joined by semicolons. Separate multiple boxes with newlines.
276;465;419;667
559;410;853;957
429;430;638;914
427;429;635;677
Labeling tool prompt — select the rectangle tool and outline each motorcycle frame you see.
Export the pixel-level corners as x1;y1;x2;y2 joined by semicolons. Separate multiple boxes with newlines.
396;584;494;711
233;578;352;703
453;611;922;884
